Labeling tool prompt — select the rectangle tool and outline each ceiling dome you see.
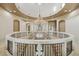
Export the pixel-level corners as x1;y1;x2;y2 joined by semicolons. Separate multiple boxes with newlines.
15;3;65;18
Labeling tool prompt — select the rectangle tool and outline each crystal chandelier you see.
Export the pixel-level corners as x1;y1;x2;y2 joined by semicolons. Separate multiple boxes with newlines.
33;4;47;24
32;5;48;32
33;14;47;24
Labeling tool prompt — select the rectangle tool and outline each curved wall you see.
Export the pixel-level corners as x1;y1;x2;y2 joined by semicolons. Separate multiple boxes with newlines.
0;7;13;40
0;7;26;40
65;8;79;51
66;8;79;42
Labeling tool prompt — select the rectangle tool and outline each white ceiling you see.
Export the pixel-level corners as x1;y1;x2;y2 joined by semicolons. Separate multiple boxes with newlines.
15;3;65;17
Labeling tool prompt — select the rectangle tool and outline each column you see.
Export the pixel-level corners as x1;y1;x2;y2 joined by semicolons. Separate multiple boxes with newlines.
56;20;60;32
13;41;17;56
62;42;67;56
56;20;60;38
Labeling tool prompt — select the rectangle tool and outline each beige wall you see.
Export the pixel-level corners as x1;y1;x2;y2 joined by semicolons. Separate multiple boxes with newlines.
65;8;79;43
0;7;26;40
0;7;13;40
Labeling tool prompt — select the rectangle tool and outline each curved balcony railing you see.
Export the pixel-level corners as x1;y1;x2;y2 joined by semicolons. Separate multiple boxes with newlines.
6;31;74;56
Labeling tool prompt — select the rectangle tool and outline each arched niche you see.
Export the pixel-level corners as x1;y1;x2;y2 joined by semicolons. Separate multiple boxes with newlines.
59;20;65;32
13;20;20;32
26;23;30;33
48;20;56;31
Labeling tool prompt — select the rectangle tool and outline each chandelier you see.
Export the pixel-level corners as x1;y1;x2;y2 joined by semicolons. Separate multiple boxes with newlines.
32;5;48;32
33;5;47;24
33;14;47;24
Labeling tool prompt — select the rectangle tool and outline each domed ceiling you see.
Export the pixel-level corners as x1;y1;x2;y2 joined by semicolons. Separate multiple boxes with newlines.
0;3;78;21
15;3;65;17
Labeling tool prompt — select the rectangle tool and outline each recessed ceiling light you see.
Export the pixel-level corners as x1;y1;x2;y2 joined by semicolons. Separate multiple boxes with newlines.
69;10;71;12
26;22;30;23
8;10;12;13
64;10;67;12
13;10;16;13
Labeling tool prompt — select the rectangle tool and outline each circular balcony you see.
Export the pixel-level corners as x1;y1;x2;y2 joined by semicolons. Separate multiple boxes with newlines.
6;31;74;56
